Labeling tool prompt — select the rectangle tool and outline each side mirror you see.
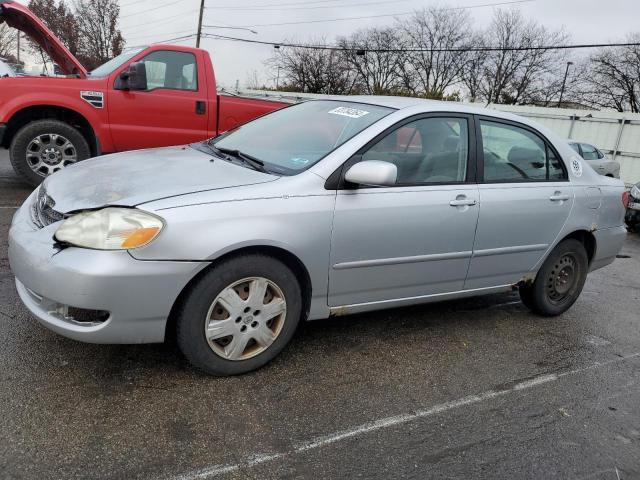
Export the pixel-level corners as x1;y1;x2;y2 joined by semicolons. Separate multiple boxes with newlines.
116;62;147;91
345;160;397;187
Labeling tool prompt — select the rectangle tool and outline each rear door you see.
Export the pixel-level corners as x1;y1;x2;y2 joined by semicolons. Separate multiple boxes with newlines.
107;49;211;151
328;114;480;307
465;117;573;289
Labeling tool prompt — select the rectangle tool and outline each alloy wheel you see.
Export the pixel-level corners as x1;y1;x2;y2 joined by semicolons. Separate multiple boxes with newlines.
26;134;78;177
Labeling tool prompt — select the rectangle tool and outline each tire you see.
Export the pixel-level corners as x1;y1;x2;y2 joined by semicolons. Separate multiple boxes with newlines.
519;239;589;317
9;119;91;187
176;254;302;376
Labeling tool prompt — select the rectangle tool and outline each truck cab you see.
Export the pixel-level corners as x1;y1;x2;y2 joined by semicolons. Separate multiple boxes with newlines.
0;0;285;185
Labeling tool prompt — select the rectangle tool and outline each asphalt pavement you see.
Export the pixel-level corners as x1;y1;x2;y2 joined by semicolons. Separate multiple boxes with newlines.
1;149;639;480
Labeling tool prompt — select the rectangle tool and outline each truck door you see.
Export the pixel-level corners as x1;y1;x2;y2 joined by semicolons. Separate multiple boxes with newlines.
107;49;211;151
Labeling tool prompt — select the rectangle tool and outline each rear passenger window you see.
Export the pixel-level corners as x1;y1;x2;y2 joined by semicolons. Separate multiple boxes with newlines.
580;143;600;160
480;121;566;182
361;117;469;185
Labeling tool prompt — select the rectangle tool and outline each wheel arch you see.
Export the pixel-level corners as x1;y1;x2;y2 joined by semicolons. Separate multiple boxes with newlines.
2;105;100;156
558;229;597;265
165;245;313;342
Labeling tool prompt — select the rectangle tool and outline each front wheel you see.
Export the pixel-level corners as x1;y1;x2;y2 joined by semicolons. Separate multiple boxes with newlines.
519;239;589;317
176;254;302;376
9;119;91;186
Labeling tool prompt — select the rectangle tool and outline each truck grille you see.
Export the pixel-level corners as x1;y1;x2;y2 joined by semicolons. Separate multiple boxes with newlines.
31;187;64;228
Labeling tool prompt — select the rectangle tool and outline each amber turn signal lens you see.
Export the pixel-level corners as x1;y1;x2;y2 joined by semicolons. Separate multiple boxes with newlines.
121;227;161;249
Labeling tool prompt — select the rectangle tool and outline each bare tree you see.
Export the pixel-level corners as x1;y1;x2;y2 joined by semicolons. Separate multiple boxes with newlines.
399;6;473;98
338;27;407;95
266;39;356;94
460;33;489;103
29;0;80;57
585;37;640;112
73;0;124;70
0;23;16;59
475;9;569;105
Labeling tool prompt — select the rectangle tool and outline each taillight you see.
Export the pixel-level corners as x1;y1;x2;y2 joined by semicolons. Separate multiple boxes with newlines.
622;191;629;208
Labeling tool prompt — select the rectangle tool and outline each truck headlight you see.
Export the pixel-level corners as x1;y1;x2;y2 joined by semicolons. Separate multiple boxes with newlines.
55;207;164;250
631;185;640;199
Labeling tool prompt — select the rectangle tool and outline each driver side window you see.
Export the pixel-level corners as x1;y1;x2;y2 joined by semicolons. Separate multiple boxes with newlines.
139;50;198;91
481;120;566;182
361;117;469;185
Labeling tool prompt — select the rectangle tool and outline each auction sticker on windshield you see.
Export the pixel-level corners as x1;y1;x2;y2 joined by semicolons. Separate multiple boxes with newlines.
328;107;370;118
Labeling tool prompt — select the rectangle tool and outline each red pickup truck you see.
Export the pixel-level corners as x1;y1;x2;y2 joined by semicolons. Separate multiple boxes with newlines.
0;0;285;185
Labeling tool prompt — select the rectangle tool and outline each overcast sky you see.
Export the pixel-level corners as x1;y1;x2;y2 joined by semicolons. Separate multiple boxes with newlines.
15;0;639;87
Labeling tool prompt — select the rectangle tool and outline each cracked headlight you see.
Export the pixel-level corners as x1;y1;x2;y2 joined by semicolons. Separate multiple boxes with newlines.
55;207;164;250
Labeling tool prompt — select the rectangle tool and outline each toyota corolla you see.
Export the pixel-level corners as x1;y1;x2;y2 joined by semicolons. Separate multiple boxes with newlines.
8;98;628;375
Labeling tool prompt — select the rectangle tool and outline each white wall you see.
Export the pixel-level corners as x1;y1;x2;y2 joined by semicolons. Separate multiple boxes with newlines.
481;104;640;184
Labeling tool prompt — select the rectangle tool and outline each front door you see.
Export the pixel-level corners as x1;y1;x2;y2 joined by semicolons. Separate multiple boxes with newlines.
328;115;480;307
465;117;573;289
107;49;211;151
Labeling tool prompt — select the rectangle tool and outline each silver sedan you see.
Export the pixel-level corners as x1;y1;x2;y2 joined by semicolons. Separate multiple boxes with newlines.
569;141;621;178
9;98;628;375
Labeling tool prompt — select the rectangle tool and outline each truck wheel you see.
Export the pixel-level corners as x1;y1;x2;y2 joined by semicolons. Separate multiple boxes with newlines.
519;239;588;317
10;120;91;186
176;254;302;376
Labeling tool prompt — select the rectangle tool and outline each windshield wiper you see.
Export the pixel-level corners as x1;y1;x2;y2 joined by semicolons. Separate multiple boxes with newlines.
203;139;228;159
214;145;270;174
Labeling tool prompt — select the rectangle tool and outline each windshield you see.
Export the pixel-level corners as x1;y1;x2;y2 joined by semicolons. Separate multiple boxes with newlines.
90;47;145;77
212;100;394;175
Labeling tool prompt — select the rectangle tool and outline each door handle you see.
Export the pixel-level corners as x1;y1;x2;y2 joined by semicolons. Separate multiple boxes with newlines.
195;101;206;115
549;193;570;202
449;198;477;207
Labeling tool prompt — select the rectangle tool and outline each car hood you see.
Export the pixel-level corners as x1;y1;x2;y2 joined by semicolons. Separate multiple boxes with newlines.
43;146;278;213
0;0;87;77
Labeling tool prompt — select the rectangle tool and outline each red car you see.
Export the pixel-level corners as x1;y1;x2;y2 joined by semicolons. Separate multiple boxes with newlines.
0;0;286;185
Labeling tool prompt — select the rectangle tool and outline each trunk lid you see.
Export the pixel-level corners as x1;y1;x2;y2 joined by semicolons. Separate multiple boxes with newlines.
0;0;87;77
43;146;278;213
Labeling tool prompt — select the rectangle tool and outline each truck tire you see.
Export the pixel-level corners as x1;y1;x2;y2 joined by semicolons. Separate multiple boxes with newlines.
519;239;588;317
10;120;91;186
176;254;302;376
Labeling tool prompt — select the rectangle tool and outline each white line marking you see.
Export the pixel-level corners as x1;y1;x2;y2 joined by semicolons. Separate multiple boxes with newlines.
172;352;640;480
513;373;558;390
0;206;19;209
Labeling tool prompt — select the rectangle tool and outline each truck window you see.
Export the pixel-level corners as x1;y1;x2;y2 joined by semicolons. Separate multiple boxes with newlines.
139;50;198;91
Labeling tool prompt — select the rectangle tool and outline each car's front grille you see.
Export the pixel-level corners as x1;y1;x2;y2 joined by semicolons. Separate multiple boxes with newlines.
31;187;64;229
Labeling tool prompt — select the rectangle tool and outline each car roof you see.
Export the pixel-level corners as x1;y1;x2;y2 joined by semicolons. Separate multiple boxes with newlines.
320;95;536;124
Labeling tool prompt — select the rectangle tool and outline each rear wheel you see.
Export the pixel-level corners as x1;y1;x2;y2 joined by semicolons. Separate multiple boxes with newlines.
10;119;91;186
176;254;302;376
519;239;588;316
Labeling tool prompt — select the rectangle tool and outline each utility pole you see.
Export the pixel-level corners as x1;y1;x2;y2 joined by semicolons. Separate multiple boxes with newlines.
196;0;206;48
558;61;573;108
16;31;20;63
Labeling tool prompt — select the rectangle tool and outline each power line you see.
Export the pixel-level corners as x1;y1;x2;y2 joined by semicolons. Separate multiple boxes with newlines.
127;28;196;41
120;0;178;18
210;0;394;7
202;33;640;53
121;9;199;28
129;33;198;47
206;0;414;12
233;0;534;28
119;0;149;7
